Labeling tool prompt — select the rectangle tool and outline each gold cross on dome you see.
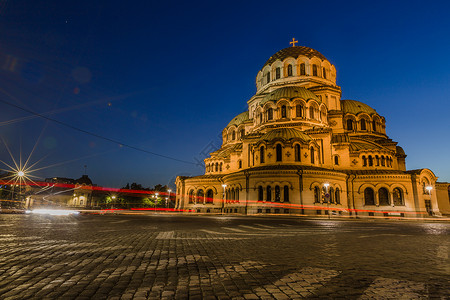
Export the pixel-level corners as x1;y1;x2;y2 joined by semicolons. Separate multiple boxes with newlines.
290;38;298;47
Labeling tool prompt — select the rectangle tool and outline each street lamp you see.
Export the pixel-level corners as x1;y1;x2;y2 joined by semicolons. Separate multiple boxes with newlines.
17;171;25;204
222;184;227;214
111;195;116;209
324;183;330;219
426;186;433;216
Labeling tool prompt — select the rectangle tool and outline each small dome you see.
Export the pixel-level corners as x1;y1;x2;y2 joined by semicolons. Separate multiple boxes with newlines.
226;111;249;128
396;146;406;156
263;46;328;67
76;175;93;185
261;128;312;143
260;86;320;106
341;100;377;115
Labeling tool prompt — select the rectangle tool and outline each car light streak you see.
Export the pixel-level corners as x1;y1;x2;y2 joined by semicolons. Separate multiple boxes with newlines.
26;209;80;216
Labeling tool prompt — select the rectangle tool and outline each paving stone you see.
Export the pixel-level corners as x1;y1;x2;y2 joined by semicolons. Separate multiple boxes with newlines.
0;214;448;299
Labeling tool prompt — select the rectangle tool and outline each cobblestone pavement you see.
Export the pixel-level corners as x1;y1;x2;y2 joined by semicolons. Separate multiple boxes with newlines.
0;214;449;299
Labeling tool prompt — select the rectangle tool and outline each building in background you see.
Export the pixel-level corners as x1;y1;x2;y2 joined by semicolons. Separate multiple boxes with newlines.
25;175;94;209
176;42;449;218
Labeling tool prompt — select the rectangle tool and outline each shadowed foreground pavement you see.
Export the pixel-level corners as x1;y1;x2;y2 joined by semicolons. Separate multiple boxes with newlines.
0;214;449;299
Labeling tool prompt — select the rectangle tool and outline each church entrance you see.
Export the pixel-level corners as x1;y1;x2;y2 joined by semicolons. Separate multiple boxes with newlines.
425;200;433;216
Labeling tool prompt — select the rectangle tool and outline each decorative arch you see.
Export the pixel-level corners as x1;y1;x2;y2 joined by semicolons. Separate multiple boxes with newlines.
388;183;408;195
205;189;214;203
357;183;377;194
392;187;404;206
345;115;357;130
283;57;297;77
319;105;327;122
296;57;309;76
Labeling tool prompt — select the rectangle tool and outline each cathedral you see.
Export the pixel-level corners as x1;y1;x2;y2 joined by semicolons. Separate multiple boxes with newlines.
175;41;450;218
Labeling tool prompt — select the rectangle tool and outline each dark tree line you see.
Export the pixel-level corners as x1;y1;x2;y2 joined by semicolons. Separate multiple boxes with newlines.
96;183;174;209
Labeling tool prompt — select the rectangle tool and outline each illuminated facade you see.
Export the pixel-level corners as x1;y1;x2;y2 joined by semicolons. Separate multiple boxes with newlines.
176;43;449;217
25;175;94;208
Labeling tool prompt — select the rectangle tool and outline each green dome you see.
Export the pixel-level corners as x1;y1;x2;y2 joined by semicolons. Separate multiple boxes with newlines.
260;86;320;106
263;46;328;67
349;141;382;151
396;146;406;156
341;100;377;115
227;111;249;128
261;128;312;143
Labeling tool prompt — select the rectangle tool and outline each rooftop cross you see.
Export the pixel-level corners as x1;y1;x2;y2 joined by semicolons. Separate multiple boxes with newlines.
290;38;298;47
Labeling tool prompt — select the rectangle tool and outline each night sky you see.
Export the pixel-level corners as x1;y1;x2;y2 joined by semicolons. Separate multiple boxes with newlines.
0;0;449;189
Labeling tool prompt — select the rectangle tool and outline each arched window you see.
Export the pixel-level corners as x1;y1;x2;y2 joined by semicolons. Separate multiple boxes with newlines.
267;108;273;120
235;189;239;201
189;190;194;204
329;187;334;203
281;105;287;118
275;67;280;79
259;112;263;124
393;188;403;206
295;144;301;162
335;188;340;204
362;156;367;166
334;156;339;165
361;119;366;130
240;129;245;139
258;186;263;201
381;156;385;166
275;186;281;202
231;131;236;140
379;187;389;206
284;186;289;202
322;67;327;79
287;64;293;76
219;163;223;172
368;155;373;167
215;163;218;172
310;146;315;164
347;119;354;130
300;63;306;75
266;72;270;84
238;160;242;169
260;146;265;163
313;64;318;76
231;188;235;201
309;106;315;119
296;104;303;117
389;157;393;168
372;120;377;131
375;155;380;166
267;186;272;202
314;186;320;203
206;189;214;203
197;189;204;203
364;188;375;205
320;109;326;121
276;144;282;162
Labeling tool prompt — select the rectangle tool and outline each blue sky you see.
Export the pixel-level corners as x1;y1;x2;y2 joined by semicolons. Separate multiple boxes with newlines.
0;0;449;188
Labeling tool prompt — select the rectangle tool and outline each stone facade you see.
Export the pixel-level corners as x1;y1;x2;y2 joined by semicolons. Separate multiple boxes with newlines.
176;44;447;218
